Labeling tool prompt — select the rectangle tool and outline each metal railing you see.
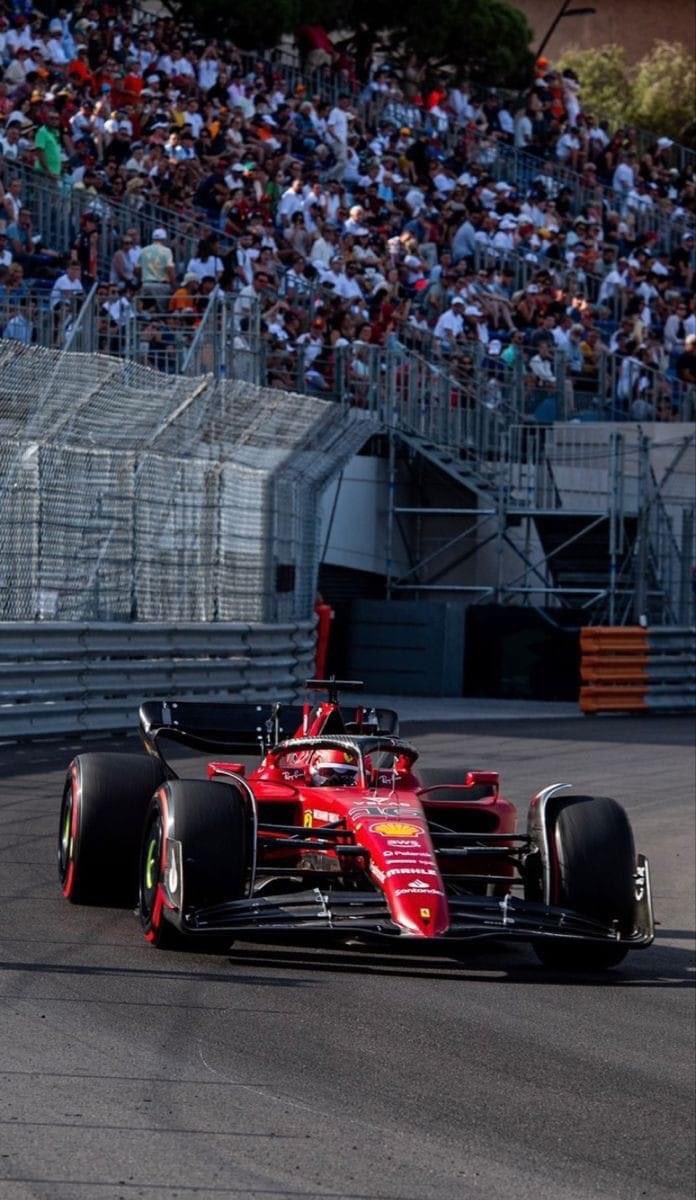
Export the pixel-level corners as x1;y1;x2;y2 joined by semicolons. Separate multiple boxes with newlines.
0;285;92;350
0;619;317;740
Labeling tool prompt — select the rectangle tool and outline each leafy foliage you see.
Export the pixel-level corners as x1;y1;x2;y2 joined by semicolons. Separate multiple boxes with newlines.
632;41;696;145
165;0;534;87
556;44;635;130
557;41;695;146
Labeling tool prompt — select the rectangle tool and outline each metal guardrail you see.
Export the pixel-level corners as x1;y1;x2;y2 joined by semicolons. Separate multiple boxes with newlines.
0;620;317;740
579;626;696;713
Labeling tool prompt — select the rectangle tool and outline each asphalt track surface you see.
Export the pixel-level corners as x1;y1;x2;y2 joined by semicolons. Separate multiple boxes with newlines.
0;716;694;1200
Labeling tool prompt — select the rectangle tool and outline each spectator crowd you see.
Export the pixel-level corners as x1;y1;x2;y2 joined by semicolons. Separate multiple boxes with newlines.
0;0;695;419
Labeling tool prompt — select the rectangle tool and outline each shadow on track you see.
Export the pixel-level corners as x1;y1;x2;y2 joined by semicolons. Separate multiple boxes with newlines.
222;936;695;988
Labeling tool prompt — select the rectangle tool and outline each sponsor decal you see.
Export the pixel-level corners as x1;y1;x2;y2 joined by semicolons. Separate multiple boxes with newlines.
420;907;432;921
350;803;420;820
303;812;313;828
383;867;439;879
395;886;444;898
371;821;421;838
387;838;424;847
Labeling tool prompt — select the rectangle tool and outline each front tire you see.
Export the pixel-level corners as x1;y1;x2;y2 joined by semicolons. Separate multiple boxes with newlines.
139;780;250;950
534;795;636;971
58;753;165;905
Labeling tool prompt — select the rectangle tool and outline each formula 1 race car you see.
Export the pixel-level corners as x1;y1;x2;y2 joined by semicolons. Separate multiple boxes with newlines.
58;680;654;969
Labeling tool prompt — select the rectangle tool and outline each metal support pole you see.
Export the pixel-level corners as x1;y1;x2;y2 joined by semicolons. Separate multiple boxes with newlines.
633;434;650;625
678;506;694;625
494;431;508;603
608;431;624;626
385;430;396;600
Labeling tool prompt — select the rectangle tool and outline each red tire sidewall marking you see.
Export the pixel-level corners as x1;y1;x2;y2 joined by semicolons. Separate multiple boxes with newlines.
144;789;170;942
61;765;80;898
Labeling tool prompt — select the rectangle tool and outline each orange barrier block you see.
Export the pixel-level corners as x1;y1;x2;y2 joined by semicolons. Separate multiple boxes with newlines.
580;686;648;714
579;627;649;714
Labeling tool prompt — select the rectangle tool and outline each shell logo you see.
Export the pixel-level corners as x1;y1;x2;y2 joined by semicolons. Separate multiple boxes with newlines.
371;821;421;838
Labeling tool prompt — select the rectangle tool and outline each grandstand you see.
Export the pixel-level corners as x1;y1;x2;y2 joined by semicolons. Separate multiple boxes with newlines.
0;1;694;659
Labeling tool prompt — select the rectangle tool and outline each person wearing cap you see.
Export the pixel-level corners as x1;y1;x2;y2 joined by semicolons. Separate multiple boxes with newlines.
139;228;176;303
45;22;68;66
434;296;465;341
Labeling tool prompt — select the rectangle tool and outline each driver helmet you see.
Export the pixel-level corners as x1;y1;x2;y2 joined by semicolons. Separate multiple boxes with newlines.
309;749;358;788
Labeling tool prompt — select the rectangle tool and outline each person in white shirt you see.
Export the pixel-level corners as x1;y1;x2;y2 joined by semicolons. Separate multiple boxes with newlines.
326;95;351;181
186;243;224;282
612;153;636;197
50;263;85;311
449;83;473;124
198;48;219;91
0;233;13;269
6;19;33;55
171;53;195;79
3;48;31;86
277;179;305;227
321;255;353;300
556;127;581;165
598;259;630;307
344;205;370;237
310;226;339;270
0;126;23;164
45;30;68;65
498;107;514;137
530;341;557;386
182;102;203;138
434;298;466;341
514;109;533;149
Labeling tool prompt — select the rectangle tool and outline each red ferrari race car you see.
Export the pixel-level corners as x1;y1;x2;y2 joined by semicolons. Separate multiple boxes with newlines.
58;680;654;969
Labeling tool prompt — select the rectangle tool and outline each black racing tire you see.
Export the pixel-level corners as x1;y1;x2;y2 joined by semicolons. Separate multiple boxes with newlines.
58;752;165;906
534;795;636;971
139;780;249;951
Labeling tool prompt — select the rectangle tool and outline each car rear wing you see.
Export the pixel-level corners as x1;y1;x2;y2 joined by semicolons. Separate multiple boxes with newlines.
139;700;305;762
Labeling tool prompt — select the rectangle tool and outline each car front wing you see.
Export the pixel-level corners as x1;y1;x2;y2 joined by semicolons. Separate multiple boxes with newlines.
181;855;654;949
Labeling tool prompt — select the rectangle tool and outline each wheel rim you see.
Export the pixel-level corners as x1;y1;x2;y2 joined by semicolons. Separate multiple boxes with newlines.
140;813;162;925
58;784;74;887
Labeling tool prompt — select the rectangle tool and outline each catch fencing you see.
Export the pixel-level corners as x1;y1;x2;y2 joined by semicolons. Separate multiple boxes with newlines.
0;620;316;740
579;626;696;713
0;343;377;625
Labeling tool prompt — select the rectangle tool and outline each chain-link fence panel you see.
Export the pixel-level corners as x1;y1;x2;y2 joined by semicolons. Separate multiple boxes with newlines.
0;345;379;624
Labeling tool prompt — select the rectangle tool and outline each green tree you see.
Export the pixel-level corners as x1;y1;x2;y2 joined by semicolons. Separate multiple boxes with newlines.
556;44;636;129
159;0;303;48
368;0;535;88
557;41;695;146
164;0;534;87
632;41;696;145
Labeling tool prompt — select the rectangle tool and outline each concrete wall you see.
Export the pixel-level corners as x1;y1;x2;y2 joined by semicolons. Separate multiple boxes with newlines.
319;454;409;578
510;0;695;64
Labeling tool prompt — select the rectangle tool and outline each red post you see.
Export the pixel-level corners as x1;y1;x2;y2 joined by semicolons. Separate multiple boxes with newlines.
314;602;334;677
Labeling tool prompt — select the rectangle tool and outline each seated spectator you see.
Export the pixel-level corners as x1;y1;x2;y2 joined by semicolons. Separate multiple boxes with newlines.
50;262;85;311
676;334;696;386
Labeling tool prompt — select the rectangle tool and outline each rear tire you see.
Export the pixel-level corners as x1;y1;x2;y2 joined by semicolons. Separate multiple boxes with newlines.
534;796;636;970
139;780;249;951
58;753;165;905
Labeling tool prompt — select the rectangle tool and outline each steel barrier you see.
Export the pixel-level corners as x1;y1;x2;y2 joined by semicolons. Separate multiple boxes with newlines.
0;620;317;740
579;626;696;714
